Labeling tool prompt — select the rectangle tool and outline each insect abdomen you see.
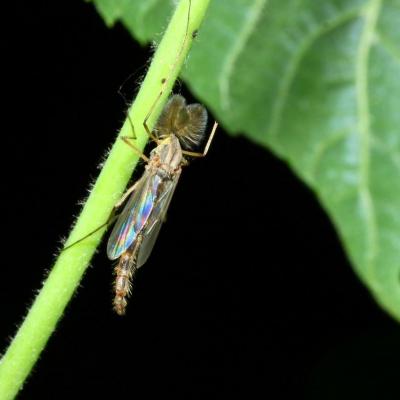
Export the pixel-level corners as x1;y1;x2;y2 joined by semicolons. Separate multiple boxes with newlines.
113;235;143;315
113;252;135;315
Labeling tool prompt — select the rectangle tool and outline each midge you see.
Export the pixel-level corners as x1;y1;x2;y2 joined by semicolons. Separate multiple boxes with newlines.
108;94;217;315
106;0;216;314
63;0;215;315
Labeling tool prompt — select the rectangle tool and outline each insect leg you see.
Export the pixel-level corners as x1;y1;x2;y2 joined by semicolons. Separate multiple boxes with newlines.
181;121;218;158
124;107;138;140
120;102;152;160
62;212;118;252
120;136;150;163
114;179;140;208
143;0;193;142
62;180;141;252
120;98;158;146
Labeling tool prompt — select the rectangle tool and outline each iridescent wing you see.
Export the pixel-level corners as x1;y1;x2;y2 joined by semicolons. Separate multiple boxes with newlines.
106;170;163;260
136;170;181;268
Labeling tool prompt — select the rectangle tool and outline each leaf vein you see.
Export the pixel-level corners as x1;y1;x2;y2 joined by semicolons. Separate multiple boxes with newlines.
356;0;382;286
376;31;400;66
370;137;400;172
268;7;363;142
309;128;353;182
219;0;268;111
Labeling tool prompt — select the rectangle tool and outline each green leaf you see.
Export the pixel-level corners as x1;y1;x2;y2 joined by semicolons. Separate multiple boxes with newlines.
93;0;400;321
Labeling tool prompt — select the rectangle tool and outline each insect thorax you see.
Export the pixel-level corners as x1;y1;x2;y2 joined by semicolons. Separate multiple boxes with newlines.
149;135;183;175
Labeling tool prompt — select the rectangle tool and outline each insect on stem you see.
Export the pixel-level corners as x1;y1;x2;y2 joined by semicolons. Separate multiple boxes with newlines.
105;0;219;315
63;0;218;315
108;94;217;315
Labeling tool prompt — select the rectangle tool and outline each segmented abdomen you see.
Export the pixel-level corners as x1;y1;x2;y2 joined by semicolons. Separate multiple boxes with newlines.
113;236;142;315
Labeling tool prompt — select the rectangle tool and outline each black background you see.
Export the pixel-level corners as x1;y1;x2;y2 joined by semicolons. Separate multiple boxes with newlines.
0;1;399;399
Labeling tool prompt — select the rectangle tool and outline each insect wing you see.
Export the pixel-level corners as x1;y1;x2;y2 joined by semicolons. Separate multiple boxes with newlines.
136;170;181;268
107;170;162;260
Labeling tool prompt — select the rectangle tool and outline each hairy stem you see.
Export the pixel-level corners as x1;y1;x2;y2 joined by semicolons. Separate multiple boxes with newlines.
0;0;211;398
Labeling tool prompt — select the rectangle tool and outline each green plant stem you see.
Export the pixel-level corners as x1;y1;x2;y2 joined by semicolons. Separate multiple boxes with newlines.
0;1;211;398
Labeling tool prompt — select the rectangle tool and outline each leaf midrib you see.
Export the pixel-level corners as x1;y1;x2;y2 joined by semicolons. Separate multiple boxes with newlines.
356;0;382;288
